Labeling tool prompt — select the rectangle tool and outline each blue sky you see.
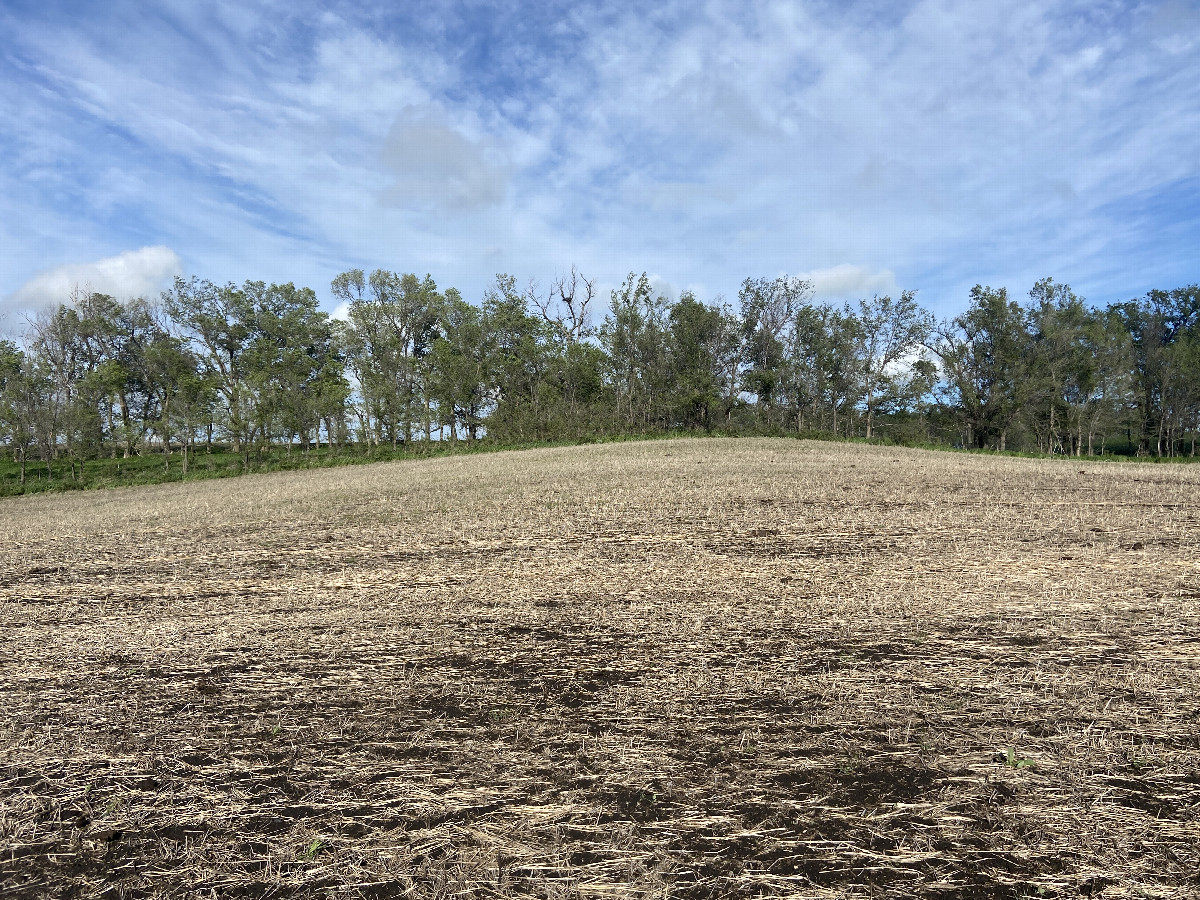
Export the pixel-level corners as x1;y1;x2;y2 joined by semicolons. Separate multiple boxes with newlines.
2;0;1198;327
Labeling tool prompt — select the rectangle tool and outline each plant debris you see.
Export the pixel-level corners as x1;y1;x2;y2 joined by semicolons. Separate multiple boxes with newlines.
1;438;1197;898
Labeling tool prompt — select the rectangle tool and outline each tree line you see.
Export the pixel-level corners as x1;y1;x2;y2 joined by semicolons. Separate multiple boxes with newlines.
1;269;1197;484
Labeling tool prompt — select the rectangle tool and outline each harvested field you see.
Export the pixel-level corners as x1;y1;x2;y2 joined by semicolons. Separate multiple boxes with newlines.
1;437;1198;899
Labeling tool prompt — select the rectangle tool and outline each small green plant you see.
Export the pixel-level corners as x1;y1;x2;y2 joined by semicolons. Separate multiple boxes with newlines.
303;839;323;860
1002;748;1035;769
486;706;515;724
836;750;865;776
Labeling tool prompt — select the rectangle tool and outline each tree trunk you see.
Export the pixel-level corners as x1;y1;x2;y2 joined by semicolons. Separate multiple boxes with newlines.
162;399;172;461
356;411;368;450
119;392;134;458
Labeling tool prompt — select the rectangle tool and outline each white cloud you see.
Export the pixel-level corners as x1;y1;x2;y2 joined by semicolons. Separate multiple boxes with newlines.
802;265;898;300
5;246;182;314
2;1;1197;315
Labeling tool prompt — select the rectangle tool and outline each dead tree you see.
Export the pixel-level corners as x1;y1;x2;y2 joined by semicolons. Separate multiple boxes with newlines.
532;265;595;343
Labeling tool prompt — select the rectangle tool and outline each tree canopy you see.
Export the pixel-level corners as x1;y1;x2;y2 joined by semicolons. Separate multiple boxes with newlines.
2;269;1197;487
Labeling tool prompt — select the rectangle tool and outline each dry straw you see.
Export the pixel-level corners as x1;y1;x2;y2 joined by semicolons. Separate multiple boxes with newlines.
1;438;1198;897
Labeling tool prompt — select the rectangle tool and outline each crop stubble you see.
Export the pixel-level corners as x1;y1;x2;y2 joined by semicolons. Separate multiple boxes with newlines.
0;438;1197;898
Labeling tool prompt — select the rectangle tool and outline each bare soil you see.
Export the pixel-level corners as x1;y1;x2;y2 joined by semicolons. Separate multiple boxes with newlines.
1;438;1197;898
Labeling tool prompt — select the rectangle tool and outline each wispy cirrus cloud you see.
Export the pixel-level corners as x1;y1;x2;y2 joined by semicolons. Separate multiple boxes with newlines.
0;0;1196;324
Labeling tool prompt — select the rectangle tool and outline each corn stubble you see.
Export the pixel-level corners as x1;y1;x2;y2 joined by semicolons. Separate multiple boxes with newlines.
0;438;1197;899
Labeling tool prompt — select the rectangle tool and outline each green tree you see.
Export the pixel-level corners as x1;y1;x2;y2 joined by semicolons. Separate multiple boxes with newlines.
334;270;440;447
483;274;555;441
601;273;671;430
29;299;104;476
141;326;206;471
532;269;608;434
852;290;933;439
0;342;48;484
1025;278;1101;454
1077;306;1132;455
1158;286;1200;456
1108;285;1199;456
428;289;492;442
781;304;862;436
929;285;1032;449
164;277;256;454
666;291;738;430
241;281;345;454
739;276;812;429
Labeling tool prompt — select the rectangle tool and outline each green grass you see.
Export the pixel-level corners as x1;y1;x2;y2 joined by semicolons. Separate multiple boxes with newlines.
0;431;681;497
0;444;492;497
